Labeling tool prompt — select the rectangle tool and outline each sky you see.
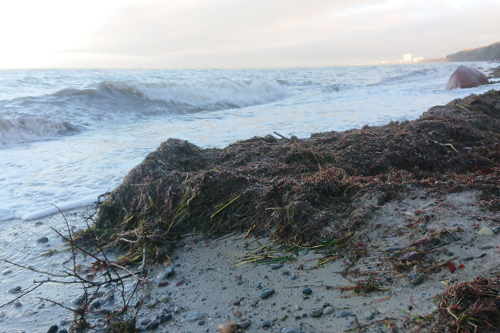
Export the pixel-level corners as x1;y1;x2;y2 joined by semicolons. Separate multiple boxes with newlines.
0;0;499;69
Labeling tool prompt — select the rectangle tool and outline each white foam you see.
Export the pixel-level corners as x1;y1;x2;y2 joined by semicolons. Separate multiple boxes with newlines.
0;116;78;145
21;194;99;220
97;78;288;111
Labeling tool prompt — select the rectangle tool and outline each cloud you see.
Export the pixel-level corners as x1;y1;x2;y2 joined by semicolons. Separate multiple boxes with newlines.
61;0;500;68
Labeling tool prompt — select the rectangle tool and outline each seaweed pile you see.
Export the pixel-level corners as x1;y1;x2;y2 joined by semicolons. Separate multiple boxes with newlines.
88;89;500;263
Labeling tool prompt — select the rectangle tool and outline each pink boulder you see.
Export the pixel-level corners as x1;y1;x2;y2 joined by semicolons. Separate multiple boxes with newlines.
445;65;489;90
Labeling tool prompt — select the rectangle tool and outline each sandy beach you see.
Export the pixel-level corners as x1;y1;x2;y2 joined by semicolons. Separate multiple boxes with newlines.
1;187;499;333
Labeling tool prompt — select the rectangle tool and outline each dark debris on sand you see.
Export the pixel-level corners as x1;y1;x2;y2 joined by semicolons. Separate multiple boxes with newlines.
86;89;500;263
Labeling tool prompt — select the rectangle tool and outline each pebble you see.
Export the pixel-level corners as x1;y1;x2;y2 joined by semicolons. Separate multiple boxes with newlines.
339;310;351;317
237;280;244;285
364;310;374;320
233;297;245;306
260;288;275;299
158;266;176;280
146;299;159;308
8;286;22;293
159;313;172;323
407;273;424;285
261;320;272;328
1;268;12;275
37;236;49;244
72;295;86;306
197;320;206;326
146;321;159;330
300;249;309;255
218;320;237;333
140;318;151;326
183;311;204;322
281;327;300;333
237;319;251;329
302;287;312;295
290;274;297;280
46;325;58;333
323;306;334;315
271;264;284;270
309;308;323;317
478;226;494;235
175;278;186;286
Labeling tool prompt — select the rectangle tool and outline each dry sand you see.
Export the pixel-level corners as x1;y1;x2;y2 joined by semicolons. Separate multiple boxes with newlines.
0;188;499;333
132;189;500;333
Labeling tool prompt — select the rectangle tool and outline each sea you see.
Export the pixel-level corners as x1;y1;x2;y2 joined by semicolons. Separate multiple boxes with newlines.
1;62;500;222
0;62;499;330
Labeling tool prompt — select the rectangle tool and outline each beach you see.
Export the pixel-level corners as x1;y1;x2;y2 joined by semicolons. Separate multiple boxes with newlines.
1;64;500;332
1;187;499;332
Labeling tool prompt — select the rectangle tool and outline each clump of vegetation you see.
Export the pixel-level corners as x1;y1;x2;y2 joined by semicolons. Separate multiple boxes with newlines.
409;276;500;333
84;90;500;266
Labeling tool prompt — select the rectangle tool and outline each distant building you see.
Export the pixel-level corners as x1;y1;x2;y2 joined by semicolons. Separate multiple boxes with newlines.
413;57;424;62
403;53;412;62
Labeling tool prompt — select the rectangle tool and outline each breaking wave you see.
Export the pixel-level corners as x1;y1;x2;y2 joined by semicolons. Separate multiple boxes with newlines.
49;78;288;115
369;68;438;86
0;117;79;146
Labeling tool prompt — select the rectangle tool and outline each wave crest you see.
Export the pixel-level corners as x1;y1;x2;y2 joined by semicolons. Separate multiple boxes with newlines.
46;79;287;116
0;117;79;146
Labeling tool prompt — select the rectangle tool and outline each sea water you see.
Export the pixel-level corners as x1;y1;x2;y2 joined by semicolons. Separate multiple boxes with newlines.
1;63;499;222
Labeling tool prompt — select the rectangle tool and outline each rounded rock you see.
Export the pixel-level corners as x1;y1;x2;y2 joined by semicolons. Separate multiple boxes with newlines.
37;236;49;244
237;319;251;329
146;321;159;330
281;327;300;333
140;318;152;326
261;320;272;328
158;266;175;280
302;287;312;295
260;288;275;299
159;313;172;323
339;310;351;318
72;295;86;306
9;286;22;293
364;310;374;320
407;273;424;285
323;306;334;315
309;308;323;318
218;320;237;333
146;299;159;308
47;325;58;333
197;320;205;326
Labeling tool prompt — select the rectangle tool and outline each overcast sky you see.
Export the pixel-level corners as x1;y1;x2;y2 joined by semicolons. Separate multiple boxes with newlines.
1;0;499;69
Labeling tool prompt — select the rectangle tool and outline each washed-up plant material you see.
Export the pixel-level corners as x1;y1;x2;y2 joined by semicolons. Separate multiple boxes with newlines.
84;90;500;264
414;276;500;333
